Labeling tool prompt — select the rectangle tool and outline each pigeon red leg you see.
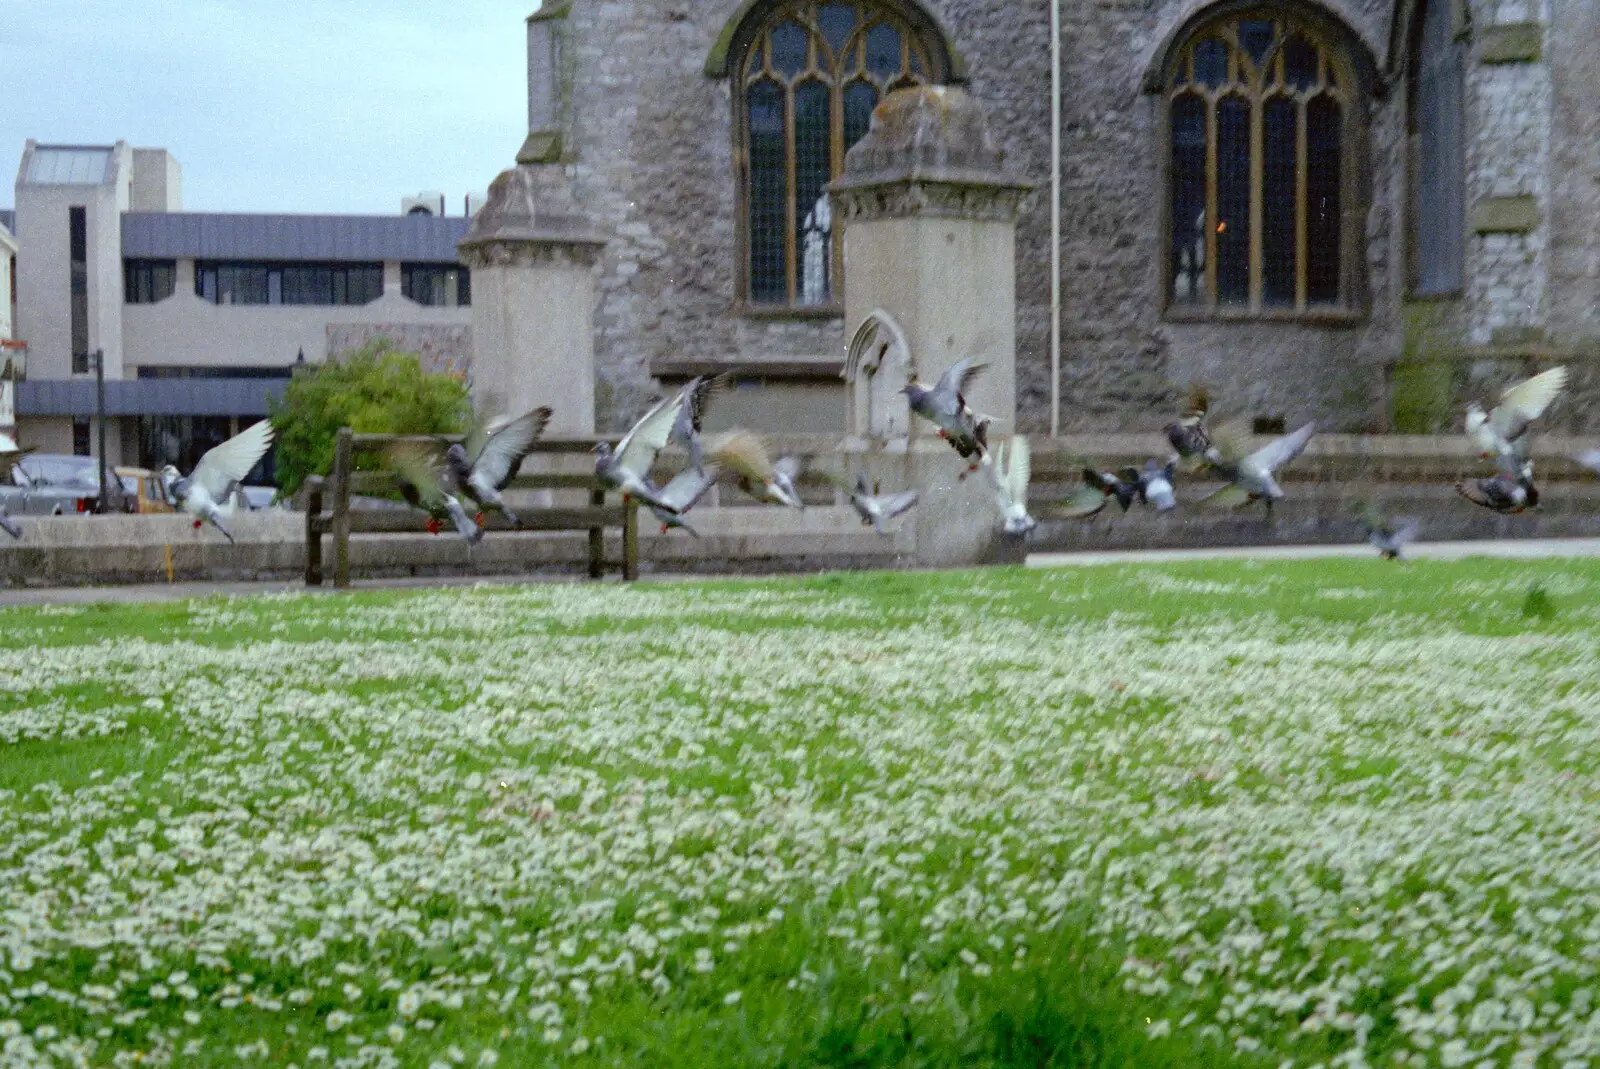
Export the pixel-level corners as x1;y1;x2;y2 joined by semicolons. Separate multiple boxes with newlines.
425;518;442;535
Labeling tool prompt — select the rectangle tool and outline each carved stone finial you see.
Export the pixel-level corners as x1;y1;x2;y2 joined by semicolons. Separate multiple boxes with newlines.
456;166;604;267
829;86;1033;223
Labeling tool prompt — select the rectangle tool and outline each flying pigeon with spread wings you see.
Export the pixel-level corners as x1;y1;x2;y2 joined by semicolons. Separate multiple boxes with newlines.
836;475;919;536
1465;366;1567;461
1455;452;1539;514
442;406;552;527
389;442;482;543
594;389;697;515
1061;467;1138;519
985;436;1036;535
1353;503;1419;560
709;429;804;509
1199;421;1316;518
647;462;722;536
160;420;275;543
903;356;992;471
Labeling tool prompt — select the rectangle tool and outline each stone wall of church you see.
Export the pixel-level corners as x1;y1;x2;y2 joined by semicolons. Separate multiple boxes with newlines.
1546;0;1600;348
538;0;1585;436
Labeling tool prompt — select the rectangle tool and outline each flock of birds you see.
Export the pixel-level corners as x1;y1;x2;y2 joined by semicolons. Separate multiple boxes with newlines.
0;361;1595;562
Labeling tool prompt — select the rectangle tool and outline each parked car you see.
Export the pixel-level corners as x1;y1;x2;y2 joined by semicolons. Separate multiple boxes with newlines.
113;466;176;514
1;454;102;516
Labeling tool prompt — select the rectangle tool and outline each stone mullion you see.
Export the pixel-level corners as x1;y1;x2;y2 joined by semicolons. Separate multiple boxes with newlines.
1204;90;1218;311
784;78;798;304
1249;81;1265;311
1295;95;1309;310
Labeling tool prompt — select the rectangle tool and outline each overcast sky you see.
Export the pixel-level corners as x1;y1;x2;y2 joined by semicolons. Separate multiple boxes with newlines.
2;0;530;216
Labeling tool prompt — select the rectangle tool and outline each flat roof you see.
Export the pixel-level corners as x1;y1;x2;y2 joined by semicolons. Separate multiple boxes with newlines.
26;146;114;185
122;212;472;263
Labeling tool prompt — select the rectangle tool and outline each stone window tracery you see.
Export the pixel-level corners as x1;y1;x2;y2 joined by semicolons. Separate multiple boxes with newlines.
735;2;948;310
1163;12;1363;318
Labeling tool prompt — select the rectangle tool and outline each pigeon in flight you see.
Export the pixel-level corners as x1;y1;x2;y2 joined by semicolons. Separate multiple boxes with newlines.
710;429;804;508
160;420;275;543
0;505;19;540
1197;421;1316;518
442;406;552;527
1163;387;1221;469
1128;458;1178;512
838;475;919;536
1455;452;1539;513
647;462;721;536
594;389;695;515
389;442;482;543
1353;503;1419;560
984;436;1036;535
668;373;733;476
1061;467;1137;519
903;356;992;472
0;433;35;486
1465;366;1567;462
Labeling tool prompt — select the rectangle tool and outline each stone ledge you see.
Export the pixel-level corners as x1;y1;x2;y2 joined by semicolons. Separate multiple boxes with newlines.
516;132;564;165
1479;22;1543;63
1470;195;1541;234
652;357;846;380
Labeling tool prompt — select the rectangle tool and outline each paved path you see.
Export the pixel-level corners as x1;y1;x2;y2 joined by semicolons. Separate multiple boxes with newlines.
3;539;1599;608
1027;537;1600;567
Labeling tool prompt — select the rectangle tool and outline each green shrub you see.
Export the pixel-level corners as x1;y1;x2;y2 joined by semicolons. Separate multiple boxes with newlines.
267;339;471;498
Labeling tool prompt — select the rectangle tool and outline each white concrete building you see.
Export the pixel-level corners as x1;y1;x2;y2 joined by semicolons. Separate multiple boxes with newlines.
7;141;475;476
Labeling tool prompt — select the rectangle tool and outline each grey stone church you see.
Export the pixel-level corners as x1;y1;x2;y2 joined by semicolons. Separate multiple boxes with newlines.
515;0;1598;434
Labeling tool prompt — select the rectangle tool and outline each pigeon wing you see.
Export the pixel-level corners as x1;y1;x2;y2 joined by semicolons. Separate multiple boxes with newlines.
1207;420;1254;466
656;463;720;513
387;443;449;513
1247;421;1316;474
1572;449;1600;475
614;394;683;478
472;406;551;490
1390;518;1421;545
190;420;274;500
872;489;920;521
1200;483;1253;510
1453;479;1496;509
1061;484;1110;518
0;446;35;484
934;357;988;400
1004;437;1032;505
708;428;776;483
1490;366;1567;438
772;454;804;483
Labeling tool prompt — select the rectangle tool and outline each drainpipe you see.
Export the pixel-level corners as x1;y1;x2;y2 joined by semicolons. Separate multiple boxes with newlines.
1049;0;1062;437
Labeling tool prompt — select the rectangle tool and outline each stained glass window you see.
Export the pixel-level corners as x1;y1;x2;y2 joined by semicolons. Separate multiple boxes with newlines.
737;2;946;307
1164;12;1359;315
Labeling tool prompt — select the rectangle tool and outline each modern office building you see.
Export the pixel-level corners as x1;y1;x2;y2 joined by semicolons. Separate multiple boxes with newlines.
8;141;475;474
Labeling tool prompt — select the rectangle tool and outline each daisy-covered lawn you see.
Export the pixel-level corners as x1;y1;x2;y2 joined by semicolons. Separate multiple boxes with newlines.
3;559;1600;1069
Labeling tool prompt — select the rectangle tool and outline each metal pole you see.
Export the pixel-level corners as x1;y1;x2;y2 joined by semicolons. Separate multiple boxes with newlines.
1049;0;1062;438
93;348;108;512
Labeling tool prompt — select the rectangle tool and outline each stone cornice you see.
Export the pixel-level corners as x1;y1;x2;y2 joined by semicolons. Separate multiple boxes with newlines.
456;238;604;270
829;176;1034;224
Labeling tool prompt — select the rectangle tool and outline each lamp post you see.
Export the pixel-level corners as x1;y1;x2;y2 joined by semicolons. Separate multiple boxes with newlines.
89;347;108;513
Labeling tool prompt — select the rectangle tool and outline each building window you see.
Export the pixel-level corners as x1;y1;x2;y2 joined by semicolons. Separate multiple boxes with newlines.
69;206;89;373
195;262;382;306
736;2;948;308
1410;0;1465;297
401;263;471;307
72;419;91;457
125;259;177;304
1164;13;1362;317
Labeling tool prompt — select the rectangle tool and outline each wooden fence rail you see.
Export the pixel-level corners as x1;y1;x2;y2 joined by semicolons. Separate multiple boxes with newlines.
304;427;638;588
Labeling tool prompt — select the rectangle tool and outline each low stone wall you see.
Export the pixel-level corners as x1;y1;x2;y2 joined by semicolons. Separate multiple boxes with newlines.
3;433;1596;585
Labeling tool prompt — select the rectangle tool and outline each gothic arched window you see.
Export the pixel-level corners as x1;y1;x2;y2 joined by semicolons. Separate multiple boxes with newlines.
1163;12;1364;317
735;2;949;309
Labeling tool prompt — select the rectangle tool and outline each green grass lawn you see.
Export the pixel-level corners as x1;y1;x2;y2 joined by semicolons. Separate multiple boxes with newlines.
3;559;1600;1068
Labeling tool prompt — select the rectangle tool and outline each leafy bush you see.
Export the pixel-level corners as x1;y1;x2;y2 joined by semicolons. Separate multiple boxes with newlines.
268;340;471;498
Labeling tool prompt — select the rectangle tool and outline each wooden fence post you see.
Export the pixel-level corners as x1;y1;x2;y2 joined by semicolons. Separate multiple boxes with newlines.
333;428;353;589
304;476;325;586
588;487;605;580
622;498;639;581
